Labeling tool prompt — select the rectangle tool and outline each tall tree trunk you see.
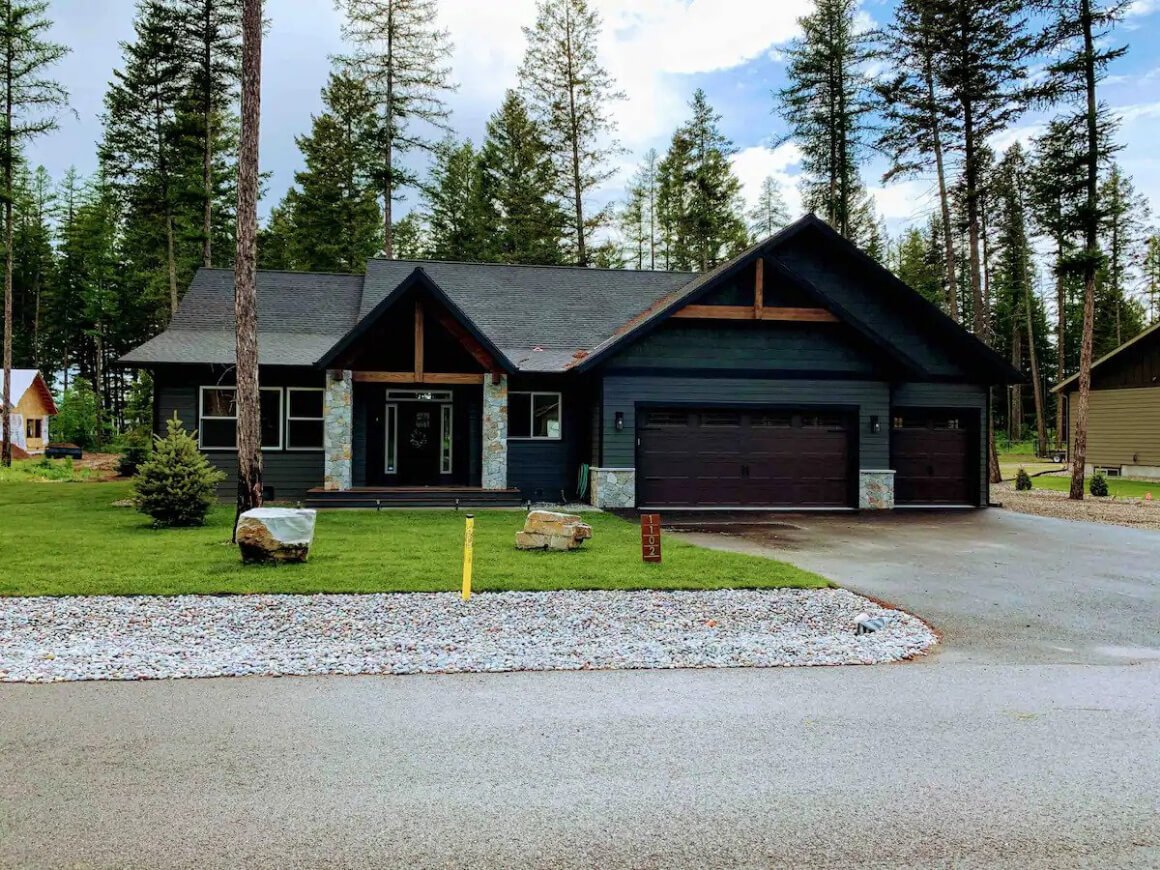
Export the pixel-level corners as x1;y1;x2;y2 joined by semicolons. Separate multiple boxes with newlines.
382;0;395;258
1026;283;1047;457
1069;0;1099;501
1010;308;1022;442
563;5;586;266
166;209;179;317
202;2;213;268
1054;238;1065;446
923;44;958;321
234;0;263;528
2;49;11;469
963;114;985;337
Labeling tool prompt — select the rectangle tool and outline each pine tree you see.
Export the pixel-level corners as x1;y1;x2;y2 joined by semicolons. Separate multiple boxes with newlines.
174;0;241;268
282;72;382;272
101;0;188;321
776;0;874;239
0;0;68;467
422;137;491;262
1142;234;1160;323
931;0;1031;341
518;0;623;266
877;0;960;319
233;0;261;520
10;162;53;368
1098;165;1149;349
656;129;693;271
749;175;790;239
656;90;748;272
478;90;564;265
895;221;945;307
256;198;295;269
618;181;647;270
392;212;428;259
335;0;455;259
134;414;225;526
1035;0;1128;500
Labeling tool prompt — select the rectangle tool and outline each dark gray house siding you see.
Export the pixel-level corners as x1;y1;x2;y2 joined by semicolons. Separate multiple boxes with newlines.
505;376;594;502
153;365;325;500
892;382;990;507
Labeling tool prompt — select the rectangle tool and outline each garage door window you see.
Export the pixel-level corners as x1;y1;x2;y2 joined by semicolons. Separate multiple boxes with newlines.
701;411;742;427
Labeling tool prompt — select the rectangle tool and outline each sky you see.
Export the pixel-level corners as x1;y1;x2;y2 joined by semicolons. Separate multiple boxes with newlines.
32;0;1160;242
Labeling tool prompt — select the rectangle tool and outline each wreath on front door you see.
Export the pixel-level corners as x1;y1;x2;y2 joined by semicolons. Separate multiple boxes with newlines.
409;428;429;449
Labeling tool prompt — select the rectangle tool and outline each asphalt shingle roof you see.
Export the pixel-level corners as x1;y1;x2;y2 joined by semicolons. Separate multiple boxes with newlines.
121;261;695;371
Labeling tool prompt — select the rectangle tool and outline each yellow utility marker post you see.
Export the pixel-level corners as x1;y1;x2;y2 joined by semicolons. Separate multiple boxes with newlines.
461;514;475;600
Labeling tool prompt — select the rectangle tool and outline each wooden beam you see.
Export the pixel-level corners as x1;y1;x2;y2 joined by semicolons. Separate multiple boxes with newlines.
414;300;425;381
671;303;838;323
352;372;486;385
754;257;764;317
671;305;756;320
758;307;840;323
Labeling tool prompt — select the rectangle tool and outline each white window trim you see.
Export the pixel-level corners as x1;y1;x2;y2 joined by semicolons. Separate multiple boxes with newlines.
285;387;325;451
508;391;563;441
440;403;453;474
384;403;399;475
198;385;284;452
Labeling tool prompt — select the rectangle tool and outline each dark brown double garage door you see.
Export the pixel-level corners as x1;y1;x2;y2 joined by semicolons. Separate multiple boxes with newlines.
637;408;853;507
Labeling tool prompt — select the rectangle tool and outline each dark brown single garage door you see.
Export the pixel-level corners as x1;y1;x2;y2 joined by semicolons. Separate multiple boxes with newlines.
637;408;852;507
891;408;977;506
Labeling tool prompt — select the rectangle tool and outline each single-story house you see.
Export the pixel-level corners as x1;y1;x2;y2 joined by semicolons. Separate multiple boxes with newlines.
1054;320;1160;480
120;215;1019;510
2;369;57;457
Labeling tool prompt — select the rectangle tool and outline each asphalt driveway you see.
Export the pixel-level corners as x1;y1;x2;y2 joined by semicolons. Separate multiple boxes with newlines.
671;507;1160;665
1;509;1158;868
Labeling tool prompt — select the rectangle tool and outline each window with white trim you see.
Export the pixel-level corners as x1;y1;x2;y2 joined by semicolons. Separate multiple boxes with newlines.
440;404;453;473
509;392;562;440
286;388;324;450
199;386;283;450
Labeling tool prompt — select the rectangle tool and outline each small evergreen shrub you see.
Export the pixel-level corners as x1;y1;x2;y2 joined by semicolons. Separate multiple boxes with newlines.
134;416;225;527
1014;468;1032;491
1089;473;1109;498
118;427;153;477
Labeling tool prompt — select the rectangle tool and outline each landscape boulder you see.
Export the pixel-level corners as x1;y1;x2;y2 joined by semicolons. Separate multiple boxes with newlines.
236;507;318;564
515;510;592;551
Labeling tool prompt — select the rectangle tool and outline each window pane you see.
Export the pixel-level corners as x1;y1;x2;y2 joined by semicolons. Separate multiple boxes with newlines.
701;411;741;427
288;420;324;449
750;412;792;428
202;388;236;418
509;393;531;438
200;418;236;449
441;405;453;473
289;389;323;418
532;394;561;438
385;405;398;473
260;390;282;448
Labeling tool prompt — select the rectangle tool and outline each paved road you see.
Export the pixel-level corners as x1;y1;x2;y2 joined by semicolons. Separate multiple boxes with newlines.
2;510;1158;869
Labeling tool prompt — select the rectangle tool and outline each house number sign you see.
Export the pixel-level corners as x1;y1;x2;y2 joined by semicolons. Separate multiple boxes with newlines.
641;513;662;563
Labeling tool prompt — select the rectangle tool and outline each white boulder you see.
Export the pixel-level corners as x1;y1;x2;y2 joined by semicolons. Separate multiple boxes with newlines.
237;507;317;564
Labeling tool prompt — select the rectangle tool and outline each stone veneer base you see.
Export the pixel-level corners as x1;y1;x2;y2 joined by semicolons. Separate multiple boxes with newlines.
482;375;509;490
590;467;636;509
859;469;896;510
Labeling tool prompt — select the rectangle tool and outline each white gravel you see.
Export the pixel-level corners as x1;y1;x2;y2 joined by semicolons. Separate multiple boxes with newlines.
0;589;937;683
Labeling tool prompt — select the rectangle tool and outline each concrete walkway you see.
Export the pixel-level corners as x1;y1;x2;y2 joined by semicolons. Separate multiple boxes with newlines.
1;509;1158;868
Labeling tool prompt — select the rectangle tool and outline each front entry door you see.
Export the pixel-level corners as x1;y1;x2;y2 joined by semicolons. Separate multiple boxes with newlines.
395;403;441;485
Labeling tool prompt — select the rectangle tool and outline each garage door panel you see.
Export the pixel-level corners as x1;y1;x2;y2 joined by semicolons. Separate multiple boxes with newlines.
637;408;852;507
891;409;976;506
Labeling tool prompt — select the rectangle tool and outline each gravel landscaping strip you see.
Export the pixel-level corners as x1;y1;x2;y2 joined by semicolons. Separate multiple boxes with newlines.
0;589;936;682
995;481;1160;530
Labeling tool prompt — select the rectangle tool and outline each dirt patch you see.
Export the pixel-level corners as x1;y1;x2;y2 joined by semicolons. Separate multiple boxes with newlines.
73;452;123;481
994;481;1160;530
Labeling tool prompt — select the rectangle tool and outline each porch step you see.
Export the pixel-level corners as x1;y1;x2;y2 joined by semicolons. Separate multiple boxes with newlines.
304;487;525;510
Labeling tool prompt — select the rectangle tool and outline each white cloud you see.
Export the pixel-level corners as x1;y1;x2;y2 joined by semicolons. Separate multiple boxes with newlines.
1117;100;1160;123
1127;0;1158;16
435;0;811;150
731;142;804;218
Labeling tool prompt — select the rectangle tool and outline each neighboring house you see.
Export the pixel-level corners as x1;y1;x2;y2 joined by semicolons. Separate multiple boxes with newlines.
2;369;57;456
120;215;1019;509
1054;320;1160;480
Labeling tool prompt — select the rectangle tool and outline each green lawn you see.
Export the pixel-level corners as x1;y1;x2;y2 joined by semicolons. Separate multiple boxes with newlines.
0;481;828;597
998;454;1061;479
1028;475;1160;499
0;458;101;483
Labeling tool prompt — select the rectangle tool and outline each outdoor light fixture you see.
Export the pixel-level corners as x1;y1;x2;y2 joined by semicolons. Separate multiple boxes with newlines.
870;415;881;434
615;411;624;431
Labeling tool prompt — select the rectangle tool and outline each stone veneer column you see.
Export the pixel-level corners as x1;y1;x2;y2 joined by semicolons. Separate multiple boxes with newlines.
482;375;508;489
858;469;895;510
590;468;636;509
323;369;353;491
